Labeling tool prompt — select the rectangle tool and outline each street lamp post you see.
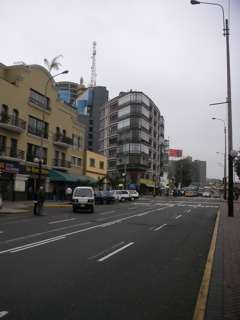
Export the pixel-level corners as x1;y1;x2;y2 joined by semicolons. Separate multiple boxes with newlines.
36;70;68;190
190;0;235;216
212;117;227;199
228;150;238;217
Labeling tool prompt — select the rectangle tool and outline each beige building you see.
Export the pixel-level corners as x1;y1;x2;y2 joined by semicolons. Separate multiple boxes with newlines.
0;63;99;201
83;150;107;187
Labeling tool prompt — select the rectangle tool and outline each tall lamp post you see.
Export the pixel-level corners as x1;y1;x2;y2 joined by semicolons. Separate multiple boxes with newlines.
212;117;227;199
34;70;68;190
190;0;235;216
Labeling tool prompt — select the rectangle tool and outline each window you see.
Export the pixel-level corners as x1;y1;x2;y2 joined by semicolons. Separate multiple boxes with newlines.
90;158;95;167
99;161;104;169
28;116;48;139
109;137;117;145
78;136;83;150
29;89;50;110
71;156;82;167
27;143;47;163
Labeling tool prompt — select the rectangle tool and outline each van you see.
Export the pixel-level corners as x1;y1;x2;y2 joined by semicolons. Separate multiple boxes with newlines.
72;187;94;213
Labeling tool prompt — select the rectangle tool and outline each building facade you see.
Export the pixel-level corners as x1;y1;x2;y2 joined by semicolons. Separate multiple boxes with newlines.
99;91;165;194
0;63;103;201
75;86;109;153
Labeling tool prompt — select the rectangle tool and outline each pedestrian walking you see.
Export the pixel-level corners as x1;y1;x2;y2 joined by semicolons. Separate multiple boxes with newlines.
53;186;58;202
33;192;38;215
235;190;239;200
37;186;45;216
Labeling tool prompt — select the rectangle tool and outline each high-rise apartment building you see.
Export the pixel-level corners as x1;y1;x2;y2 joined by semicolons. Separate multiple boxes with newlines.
99;91;164;194
75;86;109;153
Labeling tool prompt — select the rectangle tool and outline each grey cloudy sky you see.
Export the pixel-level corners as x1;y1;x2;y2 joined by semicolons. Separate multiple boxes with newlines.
1;0;239;180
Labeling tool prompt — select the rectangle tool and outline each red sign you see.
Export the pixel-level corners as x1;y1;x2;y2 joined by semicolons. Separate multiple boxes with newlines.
169;149;183;157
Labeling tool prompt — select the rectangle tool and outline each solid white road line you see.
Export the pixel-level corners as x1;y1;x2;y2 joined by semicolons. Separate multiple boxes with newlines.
49;218;77;224
154;224;167;231
175;215;182;219
98;242;134;262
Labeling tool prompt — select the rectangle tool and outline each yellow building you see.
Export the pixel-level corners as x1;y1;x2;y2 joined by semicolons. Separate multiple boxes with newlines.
83;150;107;189
0;63;90;200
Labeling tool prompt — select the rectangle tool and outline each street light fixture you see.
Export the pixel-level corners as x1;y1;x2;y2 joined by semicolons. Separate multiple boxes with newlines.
212;117;227;199
190;1;234;216
36;70;68;190
122;173;126;190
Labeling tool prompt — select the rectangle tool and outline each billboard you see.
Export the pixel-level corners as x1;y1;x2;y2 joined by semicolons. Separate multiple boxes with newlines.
169;149;183;157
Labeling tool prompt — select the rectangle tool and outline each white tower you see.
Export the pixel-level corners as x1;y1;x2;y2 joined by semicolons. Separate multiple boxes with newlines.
90;41;97;87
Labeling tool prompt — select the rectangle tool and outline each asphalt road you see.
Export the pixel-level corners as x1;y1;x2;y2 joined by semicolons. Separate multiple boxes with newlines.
0;197;220;320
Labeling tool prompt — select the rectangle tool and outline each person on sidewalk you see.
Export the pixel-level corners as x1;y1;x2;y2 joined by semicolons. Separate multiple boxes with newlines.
37;186;45;216
33;192;38;215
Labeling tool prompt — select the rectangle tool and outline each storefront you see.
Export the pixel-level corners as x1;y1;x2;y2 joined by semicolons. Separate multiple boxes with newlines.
0;161;27;201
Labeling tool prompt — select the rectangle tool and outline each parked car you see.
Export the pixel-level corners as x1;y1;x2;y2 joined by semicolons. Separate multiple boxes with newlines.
110;190;123;201
94;191;115;204
185;187;195;197
213;190;221;198
202;187;212;198
128;190;139;200
110;190;131;202
72;186;94;213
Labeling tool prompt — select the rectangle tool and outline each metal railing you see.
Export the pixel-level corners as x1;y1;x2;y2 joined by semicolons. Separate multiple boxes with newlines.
0;147;25;159
0;114;26;130
52;159;71;169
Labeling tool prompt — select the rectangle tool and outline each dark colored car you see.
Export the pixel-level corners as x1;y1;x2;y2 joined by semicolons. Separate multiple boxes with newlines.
94;191;115;204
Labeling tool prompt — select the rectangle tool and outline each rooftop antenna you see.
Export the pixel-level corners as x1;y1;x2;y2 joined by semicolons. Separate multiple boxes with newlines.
89;41;97;87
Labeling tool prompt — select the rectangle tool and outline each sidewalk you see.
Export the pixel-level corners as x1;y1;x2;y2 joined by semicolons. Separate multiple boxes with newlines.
0;200;72;214
1;199;240;319
205;201;240;320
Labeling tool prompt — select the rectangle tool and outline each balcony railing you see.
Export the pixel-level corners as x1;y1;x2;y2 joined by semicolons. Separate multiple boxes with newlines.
28;126;48;139
28;97;52;112
54;134;72;144
53;134;73;148
0;114;26;133
0;147;25;160
26;154;47;164
52;159;71;169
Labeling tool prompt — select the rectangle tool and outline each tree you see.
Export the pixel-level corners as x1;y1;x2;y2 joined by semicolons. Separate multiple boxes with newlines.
234;156;240;180
44;55;63;72
97;177;106;190
174;159;193;188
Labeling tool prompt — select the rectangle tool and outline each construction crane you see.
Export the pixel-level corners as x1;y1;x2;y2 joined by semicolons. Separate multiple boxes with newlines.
89;41;97;87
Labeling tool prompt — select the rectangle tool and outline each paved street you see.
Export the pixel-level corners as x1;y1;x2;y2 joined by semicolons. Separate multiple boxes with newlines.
0;198;221;319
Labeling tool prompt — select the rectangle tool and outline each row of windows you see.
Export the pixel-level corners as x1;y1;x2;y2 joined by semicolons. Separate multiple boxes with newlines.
118;105;149;119
118;130;149;143
118;92;150;107
117;143;149;155
89;158;105;169
118;118;149;131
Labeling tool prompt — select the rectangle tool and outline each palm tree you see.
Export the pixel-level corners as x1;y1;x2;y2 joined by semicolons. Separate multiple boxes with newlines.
44;55;63;72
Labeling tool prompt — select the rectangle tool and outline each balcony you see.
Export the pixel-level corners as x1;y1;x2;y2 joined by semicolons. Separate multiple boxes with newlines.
52;159;71;171
0;147;25;162
26;154;47;165
28;126;48;139
0;114;26;133
53;134;73;148
28;96;52;112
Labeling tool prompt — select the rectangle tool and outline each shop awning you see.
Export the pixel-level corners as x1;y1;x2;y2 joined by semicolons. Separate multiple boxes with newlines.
49;170;97;183
141;183;154;188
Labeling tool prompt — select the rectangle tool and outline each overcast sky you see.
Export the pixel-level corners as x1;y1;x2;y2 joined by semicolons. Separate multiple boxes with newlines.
1;0;239;180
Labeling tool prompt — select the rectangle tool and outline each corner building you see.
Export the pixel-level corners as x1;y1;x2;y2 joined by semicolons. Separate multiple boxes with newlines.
99;91;164;194
0;63;88;201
